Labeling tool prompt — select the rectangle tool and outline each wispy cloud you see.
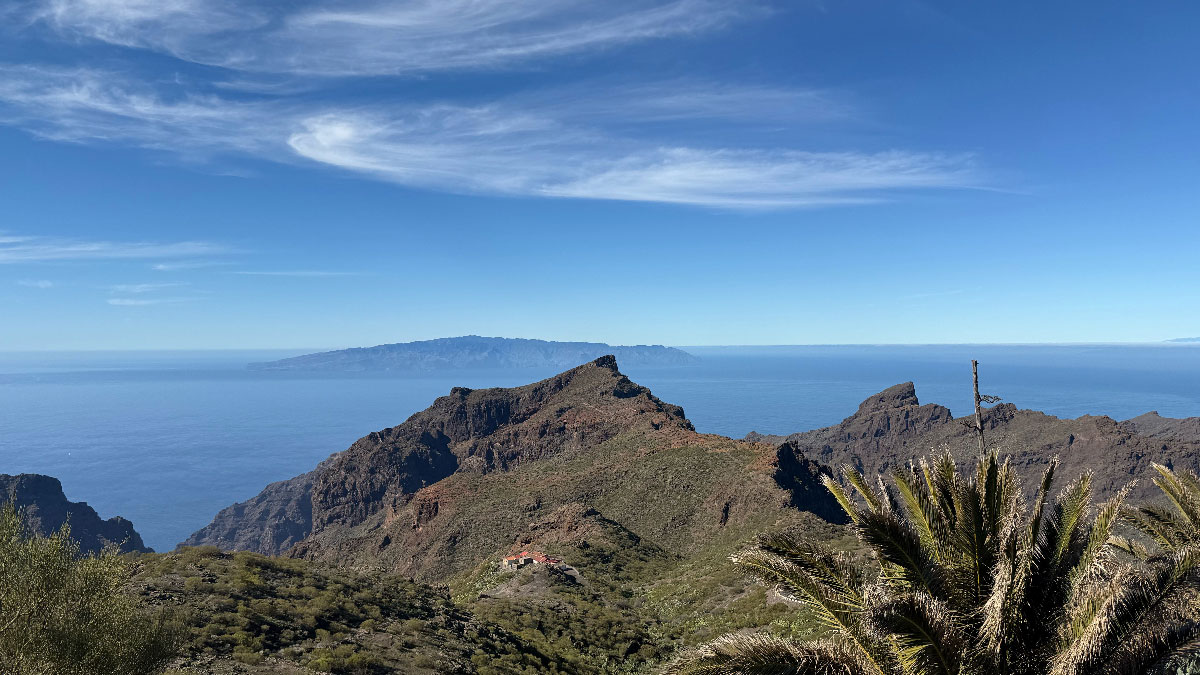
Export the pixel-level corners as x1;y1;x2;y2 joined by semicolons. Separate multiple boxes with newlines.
107;296;192;306
25;0;756;76
0;0;990;211
0;68;979;208
287;110;979;208
0;67;981;208
107;282;189;293
151;260;230;271
232;271;358;277
17;279;55;288
0;233;226;263
0;65;279;157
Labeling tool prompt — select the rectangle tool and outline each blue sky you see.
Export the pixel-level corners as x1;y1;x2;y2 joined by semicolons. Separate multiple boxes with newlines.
1;1;1198;349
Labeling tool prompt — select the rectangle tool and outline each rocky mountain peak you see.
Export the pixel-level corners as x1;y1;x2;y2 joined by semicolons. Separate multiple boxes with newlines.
1;473;150;554
855;381;920;415
185;357;696;554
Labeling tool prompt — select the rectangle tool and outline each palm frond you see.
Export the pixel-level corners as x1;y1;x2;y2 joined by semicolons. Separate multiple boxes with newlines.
1052;545;1200;675
824;474;862;525
667;634;883;675
979;486;1033;662
856;508;948;599
1066;483;1132;593
843;466;886;515
1123;504;1193;552
1151;464;1200;529
893;468;948;563
731;535;880;667
868;591;966;675
922;453;960;531
1108;535;1150;560
1042;473;1094;570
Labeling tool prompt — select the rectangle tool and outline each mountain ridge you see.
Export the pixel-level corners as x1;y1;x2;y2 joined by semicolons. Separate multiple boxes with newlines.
248;335;698;372
746;384;1200;503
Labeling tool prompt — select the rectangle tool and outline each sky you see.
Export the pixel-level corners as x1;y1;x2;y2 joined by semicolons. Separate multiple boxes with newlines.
1;0;1198;350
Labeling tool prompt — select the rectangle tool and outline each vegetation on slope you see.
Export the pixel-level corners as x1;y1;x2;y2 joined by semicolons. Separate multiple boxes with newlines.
0;503;177;675
135;546;564;674
444;492;849;673
672;452;1200;675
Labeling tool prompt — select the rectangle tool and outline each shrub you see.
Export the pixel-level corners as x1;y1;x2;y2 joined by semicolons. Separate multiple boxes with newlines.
0;503;179;674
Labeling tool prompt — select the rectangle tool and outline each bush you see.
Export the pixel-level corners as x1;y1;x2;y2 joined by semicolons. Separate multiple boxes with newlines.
0;503;179;674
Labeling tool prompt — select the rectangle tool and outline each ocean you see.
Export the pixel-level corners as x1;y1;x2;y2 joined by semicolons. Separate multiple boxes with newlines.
2;344;1199;552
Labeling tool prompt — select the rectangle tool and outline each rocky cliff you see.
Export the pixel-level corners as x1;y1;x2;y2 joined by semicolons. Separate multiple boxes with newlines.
0;473;150;554
748;383;1200;503
185;356;700;553
179;470;315;555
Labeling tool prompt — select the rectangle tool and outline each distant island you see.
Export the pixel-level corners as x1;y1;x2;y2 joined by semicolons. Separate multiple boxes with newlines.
1167;337;1200;343
248;335;699;372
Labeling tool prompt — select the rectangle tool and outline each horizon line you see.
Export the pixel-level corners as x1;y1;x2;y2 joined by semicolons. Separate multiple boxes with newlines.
2;339;1199;354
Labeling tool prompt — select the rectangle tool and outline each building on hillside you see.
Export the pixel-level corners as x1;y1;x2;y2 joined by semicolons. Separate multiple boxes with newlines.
501;550;562;570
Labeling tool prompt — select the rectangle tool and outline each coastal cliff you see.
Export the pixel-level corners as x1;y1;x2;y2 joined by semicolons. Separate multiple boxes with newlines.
0;473;150;554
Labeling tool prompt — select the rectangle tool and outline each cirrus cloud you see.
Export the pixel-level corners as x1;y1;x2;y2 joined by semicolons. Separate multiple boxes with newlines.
24;0;756;76
0;232;227;263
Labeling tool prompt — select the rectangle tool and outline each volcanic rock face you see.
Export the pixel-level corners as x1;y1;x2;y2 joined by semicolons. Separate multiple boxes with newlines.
185;356;697;554
1121;412;1200;444
750;384;1200;503
747;382;954;470
180;471;315;555
772;441;848;524
0;473;150;554
310;355;693;532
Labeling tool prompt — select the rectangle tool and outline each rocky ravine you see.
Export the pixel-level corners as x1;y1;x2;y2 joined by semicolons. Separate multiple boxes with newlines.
1;473;150;554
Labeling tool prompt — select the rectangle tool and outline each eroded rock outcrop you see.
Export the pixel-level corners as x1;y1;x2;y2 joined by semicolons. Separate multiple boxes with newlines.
750;383;1200;504
0;473;150;554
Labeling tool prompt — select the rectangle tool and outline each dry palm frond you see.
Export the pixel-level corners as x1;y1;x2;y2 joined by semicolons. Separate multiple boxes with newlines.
667;634;882;675
1125;464;1200;554
1051;545;1200;675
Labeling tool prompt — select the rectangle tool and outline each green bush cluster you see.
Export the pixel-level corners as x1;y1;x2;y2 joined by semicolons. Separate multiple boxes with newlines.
0;504;179;675
138;546;560;673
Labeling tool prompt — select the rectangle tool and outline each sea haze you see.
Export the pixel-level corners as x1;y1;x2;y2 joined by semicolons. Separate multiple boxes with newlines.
2;344;1199;551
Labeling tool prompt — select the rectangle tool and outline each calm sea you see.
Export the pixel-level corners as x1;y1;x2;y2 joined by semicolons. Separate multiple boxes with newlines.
2;344;1199;551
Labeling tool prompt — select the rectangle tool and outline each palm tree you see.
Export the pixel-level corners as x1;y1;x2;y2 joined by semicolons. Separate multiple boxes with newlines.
669;452;1200;675
1117;463;1200;555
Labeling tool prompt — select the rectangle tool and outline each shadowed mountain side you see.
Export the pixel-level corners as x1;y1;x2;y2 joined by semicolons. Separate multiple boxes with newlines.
248;335;698;372
0;473;150;554
747;383;1200;503
179;471;315;555
291;431;840;582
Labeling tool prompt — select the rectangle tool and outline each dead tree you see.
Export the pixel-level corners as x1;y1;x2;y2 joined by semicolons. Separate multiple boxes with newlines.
969;360;1002;454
